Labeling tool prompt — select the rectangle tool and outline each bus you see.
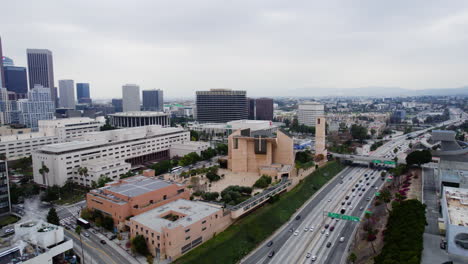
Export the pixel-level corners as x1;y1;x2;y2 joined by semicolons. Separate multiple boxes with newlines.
77;218;90;229
170;166;183;173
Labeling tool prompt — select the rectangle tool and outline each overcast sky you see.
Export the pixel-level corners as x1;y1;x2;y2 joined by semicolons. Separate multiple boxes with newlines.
2;0;468;99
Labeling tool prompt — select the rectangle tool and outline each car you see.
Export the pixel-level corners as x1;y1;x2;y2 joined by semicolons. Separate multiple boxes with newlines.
84;232;90;237
325;232;329;237
362;188;366;192
304;227;309;232
109;234;117;240
352;188;355;191
339;237;345;243
340;208;346;214
355;184;359;187
100;240;106;245
359;180;362;183
328;199;332;202
92;230;97;234
366;197;371;201
371;177;375;179
357;188;361;191
268;251;275;258
340;181;344;184
289;228;294;233
295;215;301;220
352;193;356;197
359;206;364;211
347;201;351;205
375;187;379;190
321;229;325;234
366;182;370;185
267;241;273;247
330;226;335;231
349;206;353;210
306;252;312;258
364;174;368;177
324;224;329;229
294;231;299;236
345;196;349;200
341;202;345;205
311;255;317;261
326;242;332;248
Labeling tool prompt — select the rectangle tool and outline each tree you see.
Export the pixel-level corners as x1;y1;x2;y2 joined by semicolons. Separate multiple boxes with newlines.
206;171;221;182
406;150;432;167
75;225;85;264
201;192;219;201
131;235;149;256
393;148;398;154
350;124;368;142
47;208;60;225
216;143;228;156
190;130;200;141
100;116;117;131
370;128;376;137
253;175;272;189
97;175;112;188
348;252;357;263
39;164;50;186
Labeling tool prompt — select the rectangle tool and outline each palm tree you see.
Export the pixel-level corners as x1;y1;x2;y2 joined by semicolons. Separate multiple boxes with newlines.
39;164;50;186
75;225;85;264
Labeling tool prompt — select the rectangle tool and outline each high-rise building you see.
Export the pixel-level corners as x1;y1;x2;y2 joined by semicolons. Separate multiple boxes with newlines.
58;79;75;109
122;84;140;112
76;83;91;104
112;98;123;112
0;37;5;88
4;66;28;97
2;56;14;67
255;98;274;121
297;101;324;127
17;85;55;131
248;98;255;120
142;89;163;111
26;49;56;106
196;89;248;123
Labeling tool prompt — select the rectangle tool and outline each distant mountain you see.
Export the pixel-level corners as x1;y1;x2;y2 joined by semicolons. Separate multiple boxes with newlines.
288;86;468;97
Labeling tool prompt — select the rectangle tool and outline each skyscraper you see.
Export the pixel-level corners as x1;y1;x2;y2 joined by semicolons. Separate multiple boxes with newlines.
247;98;255;120
196;89;248;123
142;89;163;111
58;79;75;109
76;83;91;103
4;66;28;97
17;85;55;131
112;98;123;112
255;98;274;121
26;49;56;106
122;84;140;112
0;37;5;88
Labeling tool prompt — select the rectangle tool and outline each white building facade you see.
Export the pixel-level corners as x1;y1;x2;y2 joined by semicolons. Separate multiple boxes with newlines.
109;111;170;128
33;125;190;187
122;84;140;112
58;79;76;109
297;101;324;127
17;85;55;131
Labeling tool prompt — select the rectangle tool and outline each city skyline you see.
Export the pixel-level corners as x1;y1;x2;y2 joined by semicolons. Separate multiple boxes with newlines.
1;1;468;99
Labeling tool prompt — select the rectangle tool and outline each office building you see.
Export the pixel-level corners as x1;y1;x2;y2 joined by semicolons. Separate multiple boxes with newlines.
252;98;274;121
0;88;14;124
0;220;73;263
227;128;294;179
4;66;28;97
0;117;104;161
441;187;468;256
391;110;406;123
196;89;248;123
0;37;5;87
248;98;255;120
112;98;123;112
58;79;75;109
129;199;231;260
122;84;140;112
298;101;325;127
0;161;10;215
16;85;55;131
76;83;91;104
26;49;56;106
32;125;189;187
109;111;170;128
187;120;280;140
87;174;190;229
142;89;163;111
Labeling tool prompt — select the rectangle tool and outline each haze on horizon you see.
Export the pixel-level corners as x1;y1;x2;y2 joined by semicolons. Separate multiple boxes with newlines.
2;0;468;99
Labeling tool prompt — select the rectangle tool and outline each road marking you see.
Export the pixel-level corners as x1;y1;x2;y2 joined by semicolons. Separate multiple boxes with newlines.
65;229;117;264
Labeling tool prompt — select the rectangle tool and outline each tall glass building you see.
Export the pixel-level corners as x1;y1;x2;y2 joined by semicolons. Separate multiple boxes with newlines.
142;89;163;111
4;66;28;96
196;89;248;123
76;83;90;103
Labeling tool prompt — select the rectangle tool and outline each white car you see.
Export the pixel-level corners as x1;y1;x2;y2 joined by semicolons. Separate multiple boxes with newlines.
328;199;332;202
321;229;325;234
304;227;308;232
311;255;317;261
294;231;299;236
310;226;314;231
325;232;329;237
339;237;345;243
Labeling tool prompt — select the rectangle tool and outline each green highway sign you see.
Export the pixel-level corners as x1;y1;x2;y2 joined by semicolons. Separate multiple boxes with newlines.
375;192;381;196
327;212;360;222
384;160;396;165
365;210;373;215
372;160;382;164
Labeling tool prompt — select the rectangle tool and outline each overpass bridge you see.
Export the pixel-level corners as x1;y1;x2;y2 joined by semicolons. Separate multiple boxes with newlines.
330;153;399;166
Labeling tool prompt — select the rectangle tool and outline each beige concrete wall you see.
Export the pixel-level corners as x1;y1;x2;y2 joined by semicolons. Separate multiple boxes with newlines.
315;116;327;157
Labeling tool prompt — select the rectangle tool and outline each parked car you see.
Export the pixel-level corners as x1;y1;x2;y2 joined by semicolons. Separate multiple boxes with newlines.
100;240;106;245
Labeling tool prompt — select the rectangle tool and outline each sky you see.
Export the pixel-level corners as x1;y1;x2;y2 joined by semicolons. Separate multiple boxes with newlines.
2;0;468;99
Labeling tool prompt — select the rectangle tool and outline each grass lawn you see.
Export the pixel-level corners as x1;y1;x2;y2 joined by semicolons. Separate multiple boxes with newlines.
0;215;20;227
175;161;345;264
55;192;86;205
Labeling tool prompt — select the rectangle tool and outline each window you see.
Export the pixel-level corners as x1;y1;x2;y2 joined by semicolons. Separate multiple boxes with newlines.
202;227;207;231
185;228;190;233
202;220;206;224
185;236;190;240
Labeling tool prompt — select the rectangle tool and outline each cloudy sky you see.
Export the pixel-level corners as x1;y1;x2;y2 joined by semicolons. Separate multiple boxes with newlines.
2;0;468;99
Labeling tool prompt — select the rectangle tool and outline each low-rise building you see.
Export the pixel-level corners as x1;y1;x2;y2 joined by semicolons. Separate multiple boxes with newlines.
128;199;231;261
86;175;189;229
32;125;190;187
187;120;280;140
441;187;468;256
0;117;104;160
170;141;210;158
109;111;170;128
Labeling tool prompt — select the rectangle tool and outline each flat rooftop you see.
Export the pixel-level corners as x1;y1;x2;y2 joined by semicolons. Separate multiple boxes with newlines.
103;176;178;198
444;187;468;227
131;199;220;232
110;111;169;117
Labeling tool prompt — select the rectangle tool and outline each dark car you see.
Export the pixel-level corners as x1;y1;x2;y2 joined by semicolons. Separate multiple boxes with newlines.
100;240;106;245
330;226;335;231
326;242;332;248
295;215;301;220
267;241;273;247
352;188;355;192
324;224;329;229
366;182;370;185
268;251;275;258
341;202;345;205
347;201;351;205
340;181;343;184
340;209;346;214
355;184;359;187
345;196;349;200
362;188;366;192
